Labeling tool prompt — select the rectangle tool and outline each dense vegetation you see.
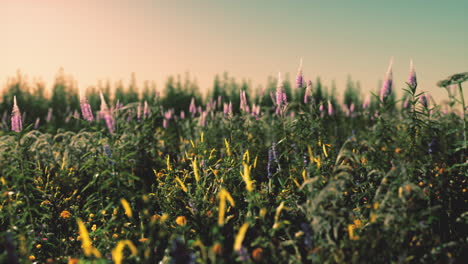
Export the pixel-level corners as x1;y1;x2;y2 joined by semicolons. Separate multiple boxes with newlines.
0;64;467;263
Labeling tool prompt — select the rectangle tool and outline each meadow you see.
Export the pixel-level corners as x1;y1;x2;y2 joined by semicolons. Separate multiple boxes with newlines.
0;62;467;263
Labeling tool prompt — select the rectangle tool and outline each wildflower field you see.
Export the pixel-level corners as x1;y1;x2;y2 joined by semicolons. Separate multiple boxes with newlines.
0;62;467;263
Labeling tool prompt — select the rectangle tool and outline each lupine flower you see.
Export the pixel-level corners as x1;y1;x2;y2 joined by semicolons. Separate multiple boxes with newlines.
275;72;288;115
362;95;371;109
420;93;428;108
428;138;438;154
251;104;261;119
380;58;393;102
350;103;355;113
115;100;123;111
162;119;168;129
80;90;94;121
304;85;310;104
328;100;334;116
240;90;250;113
296;58;304;89
100;91;114;134
199;111;208;127
189;97;196;117
137;102;142;122
408;59;417;87
267;148;273;179
143;101;151;119
228;102;233;117
223;103;229;116
46;108;53;123
319;104;324;112
164;109;174;120
34;117;40;129
11;96;22;132
180;111;185;119
403;97;410;109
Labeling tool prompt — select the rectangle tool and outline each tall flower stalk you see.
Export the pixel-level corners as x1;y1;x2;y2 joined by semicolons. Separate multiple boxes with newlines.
100;91;114;134
80;89;94;121
275;72;287;116
380;58;393;103
11;96;22;132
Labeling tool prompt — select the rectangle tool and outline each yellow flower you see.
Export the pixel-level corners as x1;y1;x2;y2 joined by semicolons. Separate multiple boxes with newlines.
120;198;132;218
91;224;97;232
176;216;187;226
112;240;137;264
192;158;200;182
348;224;359;240
233;223;249;251
77;218;101;258
353;219;363;228
217;188;235;226
240;162;253;192
41;200;51;206
36;244;42;249
29;255;36;261
60;210;72;219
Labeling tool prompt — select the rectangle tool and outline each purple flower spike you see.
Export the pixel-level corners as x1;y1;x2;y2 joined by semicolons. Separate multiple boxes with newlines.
80;90;94;122
137;102;142;122
328;100;334;116
143;101;151;119
46;108;53;123
240;90;249;113
296;58;304;89
189;97;196;117
362;95;371;109
403;97;410;109
420;93;428;108
11;96;22;132
275;72;287;115
408;59;417;87
34;117;40;129
380;58;393;102
100;91;114;134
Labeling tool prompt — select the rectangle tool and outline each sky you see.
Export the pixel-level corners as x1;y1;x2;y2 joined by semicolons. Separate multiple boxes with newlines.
1;0;468;100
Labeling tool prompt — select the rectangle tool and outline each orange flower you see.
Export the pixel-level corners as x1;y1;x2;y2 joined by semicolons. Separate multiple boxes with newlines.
252;247;264;262
68;258;79;264
395;148;402;154
176;216;187;226
212;243;223;256
60;210;72;219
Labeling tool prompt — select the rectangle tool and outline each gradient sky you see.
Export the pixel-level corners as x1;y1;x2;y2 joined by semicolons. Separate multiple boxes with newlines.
2;0;468;100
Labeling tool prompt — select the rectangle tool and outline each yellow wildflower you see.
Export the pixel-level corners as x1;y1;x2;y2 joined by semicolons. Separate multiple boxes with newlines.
233;223;249;251
348;224;359;240
217;188;235;226
112;240;137;264
77;218;101;258
240;162;253;192
120;199;132;218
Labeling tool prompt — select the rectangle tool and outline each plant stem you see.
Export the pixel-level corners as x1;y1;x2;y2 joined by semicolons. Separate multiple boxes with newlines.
458;83;466;157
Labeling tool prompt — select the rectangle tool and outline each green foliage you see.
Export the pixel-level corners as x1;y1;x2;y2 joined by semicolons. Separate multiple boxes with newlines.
0;71;466;263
